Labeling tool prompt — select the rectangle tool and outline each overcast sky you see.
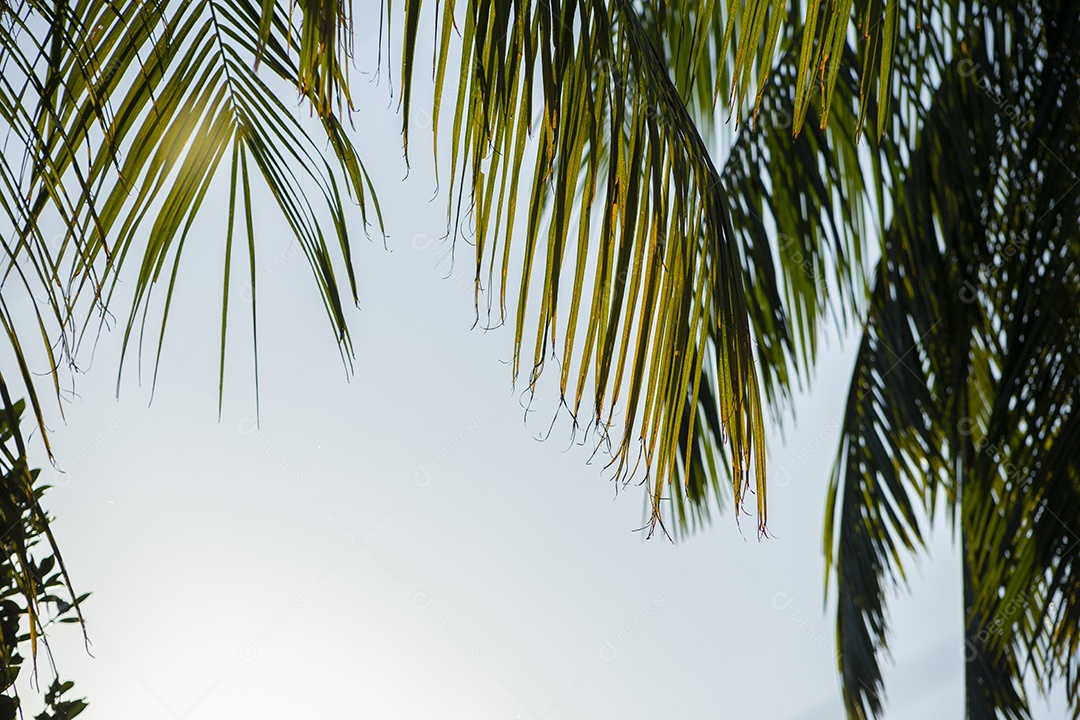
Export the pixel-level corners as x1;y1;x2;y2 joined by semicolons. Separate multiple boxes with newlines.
10;7;1070;720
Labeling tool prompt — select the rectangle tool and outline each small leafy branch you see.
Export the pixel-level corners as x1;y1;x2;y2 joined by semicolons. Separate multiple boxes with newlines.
0;398;87;720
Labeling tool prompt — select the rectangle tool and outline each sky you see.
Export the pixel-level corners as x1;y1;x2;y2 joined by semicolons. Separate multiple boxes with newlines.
8;6;1071;720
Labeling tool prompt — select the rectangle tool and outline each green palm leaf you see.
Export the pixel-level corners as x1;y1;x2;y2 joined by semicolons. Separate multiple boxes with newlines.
399;0;777;534
824;2;1080;716
1;0;377;688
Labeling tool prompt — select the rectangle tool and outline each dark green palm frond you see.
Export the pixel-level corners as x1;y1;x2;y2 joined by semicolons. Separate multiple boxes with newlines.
827;0;1080;716
961;9;1080;708
963;531;1032;720
825;45;1005;719
399;0;769;535
930;5;1080;714
1;0;380;684
2;0;379;424
825;263;947;720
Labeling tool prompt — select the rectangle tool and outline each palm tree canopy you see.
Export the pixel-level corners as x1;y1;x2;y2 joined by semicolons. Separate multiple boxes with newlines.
1;0;1078;718
820;2;1080;717
1;0;898;544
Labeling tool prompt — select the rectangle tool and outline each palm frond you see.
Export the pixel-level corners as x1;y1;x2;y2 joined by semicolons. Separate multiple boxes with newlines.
2;0;380;424
825;1;1080;716
0;0;380;685
396;0;910;536
399;0;772;535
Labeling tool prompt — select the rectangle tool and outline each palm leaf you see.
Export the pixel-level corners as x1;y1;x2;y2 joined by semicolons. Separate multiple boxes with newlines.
399;0;773;534
825;1;1080;715
0;0;379;682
